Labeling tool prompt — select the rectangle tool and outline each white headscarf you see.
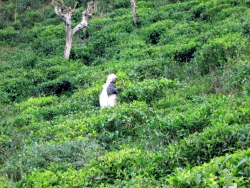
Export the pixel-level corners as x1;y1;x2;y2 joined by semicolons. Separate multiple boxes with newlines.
99;74;117;108
106;73;117;83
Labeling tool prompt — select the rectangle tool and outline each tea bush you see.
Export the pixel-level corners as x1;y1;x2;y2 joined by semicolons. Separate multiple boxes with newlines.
70;45;95;64
140;20;175;45
0;176;13;188
113;0;131;9
119;78;178;103
0;26;18;45
18;147;163;187
21;11;44;28
166;149;250;187
126;58;172;81
171;123;250;167
2;76;32;102
1;0;250;186
0;3;15;29
3;139;103;181
193;33;249;75
17;96;56;112
30;24;65;57
150;102;211;142
16;122;250;187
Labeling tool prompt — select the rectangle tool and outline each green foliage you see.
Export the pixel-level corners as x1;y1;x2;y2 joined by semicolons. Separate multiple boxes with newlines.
36;79;75;96
17;96;56;113
166;149;250;187
173;123;250;167
120;78;178;103
87;17;135;61
140;20;175;45
70;45;94;65
21;11;44;28
3;139;103;181
0;3;15;29
17;0;50;9
1;0;250;187
193;33;249;75
126;59;172;80
113;0;131;9
0;176;14;188
18;147;163;187
0;26;18;45
31;25;65;57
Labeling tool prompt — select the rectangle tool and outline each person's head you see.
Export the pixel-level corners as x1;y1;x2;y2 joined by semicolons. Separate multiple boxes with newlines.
106;74;117;84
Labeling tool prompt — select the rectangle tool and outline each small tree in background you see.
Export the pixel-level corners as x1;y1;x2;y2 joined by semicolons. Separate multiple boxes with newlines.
130;0;138;26
51;0;97;58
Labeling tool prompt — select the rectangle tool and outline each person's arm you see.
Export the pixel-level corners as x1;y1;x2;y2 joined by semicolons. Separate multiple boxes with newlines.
107;83;118;95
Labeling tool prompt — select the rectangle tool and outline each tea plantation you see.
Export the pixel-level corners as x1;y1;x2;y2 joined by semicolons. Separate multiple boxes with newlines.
0;0;249;187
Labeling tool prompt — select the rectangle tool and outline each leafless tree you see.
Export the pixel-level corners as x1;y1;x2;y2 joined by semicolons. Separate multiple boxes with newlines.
15;0;18;23
130;0;138;26
51;0;96;58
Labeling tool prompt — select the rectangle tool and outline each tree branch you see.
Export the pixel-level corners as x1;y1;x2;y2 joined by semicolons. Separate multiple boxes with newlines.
51;0;74;25
72;0;96;34
72;10;88;34
51;0;96;58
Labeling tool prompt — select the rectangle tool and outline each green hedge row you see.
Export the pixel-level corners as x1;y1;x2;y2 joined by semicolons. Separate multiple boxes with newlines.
16;123;250;187
166;149;250;187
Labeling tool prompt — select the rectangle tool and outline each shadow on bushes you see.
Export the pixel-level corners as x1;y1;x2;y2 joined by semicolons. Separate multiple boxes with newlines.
36;80;76;96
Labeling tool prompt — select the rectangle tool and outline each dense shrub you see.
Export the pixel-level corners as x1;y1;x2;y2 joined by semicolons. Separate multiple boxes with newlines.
127;59;172;81
113;0;131;9
3;76;32;102
31;24;65;56
36;79;75;96
242;16;250;35
21;11;44;28
120;78;178;103
171;123;250;167
140;20;175;45
193;33;249;75
1;0;250;186
3;140;103;181
166;149;250;187
0;26;18;45
0;176;14;188
70;45;94;64
17;147;163;187
0;3;15;29
16;123;250;187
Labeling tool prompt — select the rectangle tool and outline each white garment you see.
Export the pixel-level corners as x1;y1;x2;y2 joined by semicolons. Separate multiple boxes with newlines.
99;84;109;108
107;94;117;107
99;84;117;108
99;74;118;108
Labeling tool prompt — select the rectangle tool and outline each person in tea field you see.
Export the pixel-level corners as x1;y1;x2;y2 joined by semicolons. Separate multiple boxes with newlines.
99;74;122;108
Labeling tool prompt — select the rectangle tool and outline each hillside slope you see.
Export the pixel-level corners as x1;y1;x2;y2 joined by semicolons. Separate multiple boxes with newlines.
0;0;249;187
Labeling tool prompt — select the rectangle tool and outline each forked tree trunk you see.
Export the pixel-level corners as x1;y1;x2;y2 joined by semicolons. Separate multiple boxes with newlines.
51;0;95;58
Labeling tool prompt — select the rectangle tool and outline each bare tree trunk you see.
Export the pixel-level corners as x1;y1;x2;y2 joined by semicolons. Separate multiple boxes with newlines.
93;0;98;13
130;0;138;26
15;0;18;23
65;25;73;58
51;0;95;58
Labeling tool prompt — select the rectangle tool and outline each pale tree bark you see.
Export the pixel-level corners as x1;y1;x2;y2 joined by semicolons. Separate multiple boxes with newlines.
86;0;97;18
94;0;98;13
15;0;18;23
51;0;96;58
130;0;138;26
